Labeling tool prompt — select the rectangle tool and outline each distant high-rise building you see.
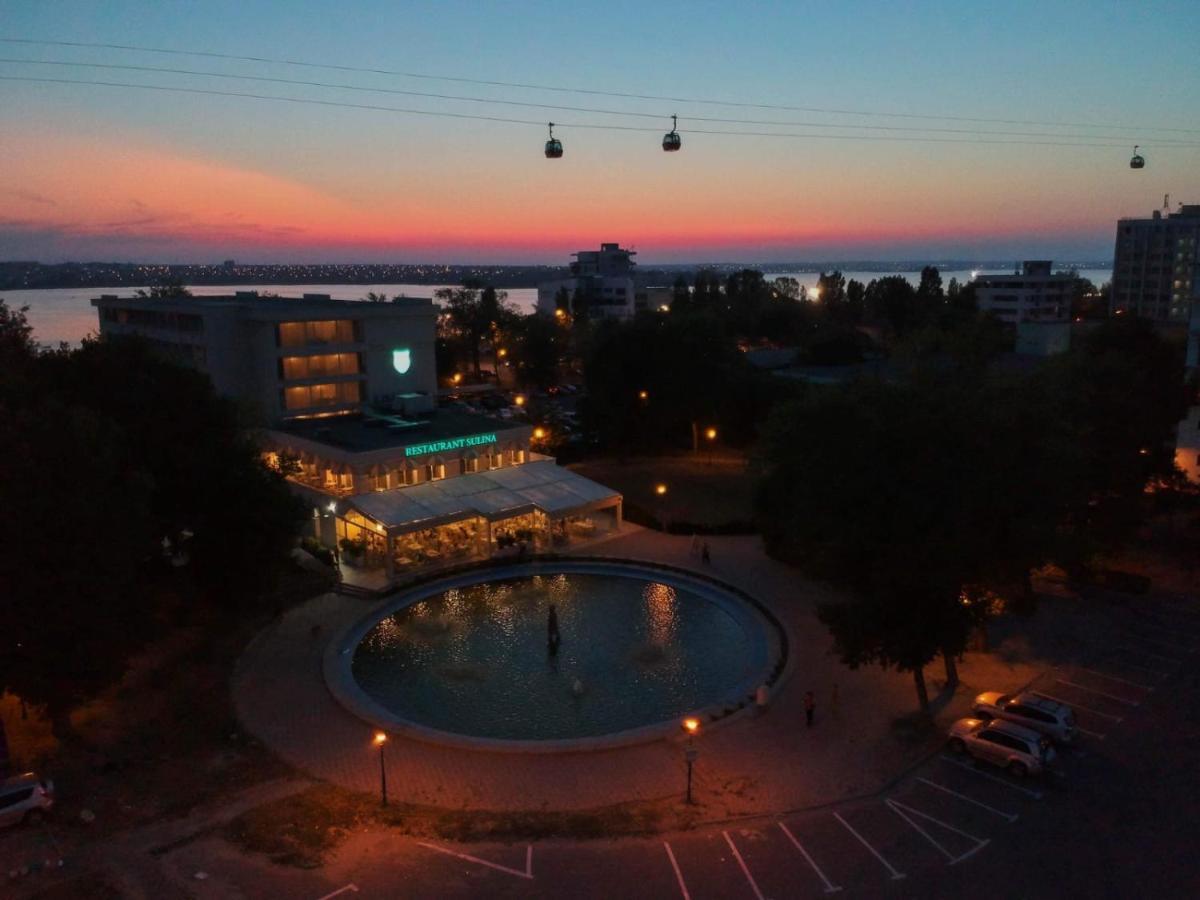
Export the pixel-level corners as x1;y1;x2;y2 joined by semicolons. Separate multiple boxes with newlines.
536;243;640;319
1111;204;1200;322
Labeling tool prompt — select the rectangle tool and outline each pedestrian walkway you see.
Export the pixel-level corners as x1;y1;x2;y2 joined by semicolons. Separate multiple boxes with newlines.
233;527;1045;818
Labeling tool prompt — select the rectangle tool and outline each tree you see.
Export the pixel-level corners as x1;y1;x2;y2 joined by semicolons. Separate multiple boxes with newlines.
510;312;566;390
435;285;516;380
757;375;1065;710
1037;317;1191;563
135;280;191;299
582;314;744;453
816;271;848;322
771;277;800;301
0;331;307;733
865;276;922;338
917;265;944;300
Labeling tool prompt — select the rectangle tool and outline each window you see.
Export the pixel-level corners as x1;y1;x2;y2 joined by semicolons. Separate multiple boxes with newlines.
283;381;362;411
463;455;479;474
277;320;357;348
280;353;360;380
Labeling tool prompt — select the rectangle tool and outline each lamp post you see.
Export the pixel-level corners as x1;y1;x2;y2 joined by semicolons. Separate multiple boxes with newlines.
654;483;668;532
373;732;388;807
682;717;700;804
704;427;717;466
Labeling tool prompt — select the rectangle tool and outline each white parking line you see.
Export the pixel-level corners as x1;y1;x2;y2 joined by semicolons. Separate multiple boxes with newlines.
414;842;533;880
722;831;766;900
833;812;906;880
778;822;843;893
939;756;1044;799
886;799;990;866
663;842;690;900
1033;692;1125;722
1125;617;1200;638
1071;667;1156;691
1116;645;1185;666
915;777;1018;822
1075;725;1107;740
1104;650;1176;674
1122;631;1195;654
315;886;358;900
1055;678;1141;706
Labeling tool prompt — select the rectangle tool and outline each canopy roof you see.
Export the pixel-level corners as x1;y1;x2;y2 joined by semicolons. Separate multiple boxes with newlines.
346;460;619;532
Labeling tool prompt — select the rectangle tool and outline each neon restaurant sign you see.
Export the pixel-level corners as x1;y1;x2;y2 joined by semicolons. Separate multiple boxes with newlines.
404;433;498;457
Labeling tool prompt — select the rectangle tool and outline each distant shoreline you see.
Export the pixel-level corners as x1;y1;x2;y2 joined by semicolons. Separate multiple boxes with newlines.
1;259;1113;292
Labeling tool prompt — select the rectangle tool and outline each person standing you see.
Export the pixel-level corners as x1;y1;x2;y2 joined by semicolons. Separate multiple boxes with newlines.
804;690;815;727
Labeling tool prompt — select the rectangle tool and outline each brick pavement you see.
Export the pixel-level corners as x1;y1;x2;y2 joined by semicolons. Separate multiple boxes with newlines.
233;527;1044;817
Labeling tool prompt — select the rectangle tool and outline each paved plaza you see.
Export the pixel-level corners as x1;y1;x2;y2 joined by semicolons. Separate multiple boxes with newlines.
233;526;1044;819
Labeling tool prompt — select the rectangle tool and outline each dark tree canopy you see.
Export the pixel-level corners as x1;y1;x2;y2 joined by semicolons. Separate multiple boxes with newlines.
0;327;306;727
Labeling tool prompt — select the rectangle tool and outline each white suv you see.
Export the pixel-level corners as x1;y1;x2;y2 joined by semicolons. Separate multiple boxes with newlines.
973;691;1076;744
948;718;1056;777
0;773;55;828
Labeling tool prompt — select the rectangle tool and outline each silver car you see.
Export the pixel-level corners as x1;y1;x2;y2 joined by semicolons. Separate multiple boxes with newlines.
0;773;55;828
948;717;1056;777
973;691;1076;743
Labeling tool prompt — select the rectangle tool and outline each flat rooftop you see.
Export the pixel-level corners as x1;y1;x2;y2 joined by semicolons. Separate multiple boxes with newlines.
92;292;434;314
275;407;525;454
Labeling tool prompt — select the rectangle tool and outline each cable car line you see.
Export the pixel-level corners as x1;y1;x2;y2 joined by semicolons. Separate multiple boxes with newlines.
2;36;1197;136
3;59;1198;147
1;75;1183;156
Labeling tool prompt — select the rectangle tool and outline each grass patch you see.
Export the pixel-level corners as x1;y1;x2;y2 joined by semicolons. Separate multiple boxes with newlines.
226;783;666;868
428;805;662;843
225;783;369;868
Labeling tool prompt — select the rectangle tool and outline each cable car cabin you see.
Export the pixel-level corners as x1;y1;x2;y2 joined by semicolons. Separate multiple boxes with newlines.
662;114;681;152
544;123;563;159
1130;146;1145;169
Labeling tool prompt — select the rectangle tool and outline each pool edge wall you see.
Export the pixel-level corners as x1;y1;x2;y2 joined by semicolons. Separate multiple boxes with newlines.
323;557;789;754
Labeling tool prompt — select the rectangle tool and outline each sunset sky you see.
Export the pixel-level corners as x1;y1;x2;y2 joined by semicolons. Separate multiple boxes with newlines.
2;0;1198;264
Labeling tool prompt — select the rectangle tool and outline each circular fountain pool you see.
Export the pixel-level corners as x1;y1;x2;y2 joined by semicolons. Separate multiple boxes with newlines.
327;561;781;750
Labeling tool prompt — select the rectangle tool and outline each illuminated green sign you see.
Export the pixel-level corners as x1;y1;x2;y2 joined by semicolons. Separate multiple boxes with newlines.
392;348;412;375
405;432;497;457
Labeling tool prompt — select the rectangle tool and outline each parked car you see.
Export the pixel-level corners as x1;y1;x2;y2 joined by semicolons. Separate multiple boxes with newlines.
0;773;54;828
973;691;1076;743
947;718;1056;777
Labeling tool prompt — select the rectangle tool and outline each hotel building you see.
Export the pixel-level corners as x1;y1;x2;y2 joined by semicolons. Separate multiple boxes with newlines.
1111;204;1200;323
93;291;622;585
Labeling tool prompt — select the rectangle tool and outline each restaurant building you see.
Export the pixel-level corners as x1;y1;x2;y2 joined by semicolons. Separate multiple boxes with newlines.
93;291;623;584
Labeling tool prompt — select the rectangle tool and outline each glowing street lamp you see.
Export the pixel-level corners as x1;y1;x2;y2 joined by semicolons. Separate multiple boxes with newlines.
704;427;717;441
451;372;463;385
373;732;388;807
514;394;526;407
655;483;668;496
682;717;701;804
533;426;547;441
704;427;718;466
638;389;649;402
554;308;567;320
